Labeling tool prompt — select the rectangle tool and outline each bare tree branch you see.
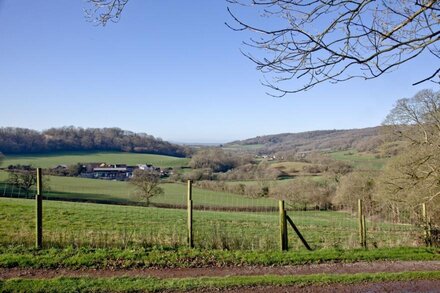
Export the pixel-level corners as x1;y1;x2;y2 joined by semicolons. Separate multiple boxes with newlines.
84;0;439;95
227;0;440;95
85;0;129;26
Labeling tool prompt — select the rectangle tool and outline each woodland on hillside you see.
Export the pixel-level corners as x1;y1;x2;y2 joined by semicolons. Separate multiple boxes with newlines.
227;127;395;155
0;127;189;157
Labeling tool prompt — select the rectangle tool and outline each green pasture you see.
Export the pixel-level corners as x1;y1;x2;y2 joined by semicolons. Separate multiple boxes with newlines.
270;161;313;175
329;150;388;170
0;197;277;249
1;151;189;169
224;176;322;189
0;171;277;208
0;197;422;250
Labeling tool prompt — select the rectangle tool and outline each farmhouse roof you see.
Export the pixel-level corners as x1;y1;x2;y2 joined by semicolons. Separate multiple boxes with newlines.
93;167;129;172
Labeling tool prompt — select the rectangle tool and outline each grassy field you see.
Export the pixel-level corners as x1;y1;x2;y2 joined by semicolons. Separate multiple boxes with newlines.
270;161;314;176
222;144;265;152
329;150;388;170
2;151;190;169
0;197;278;249
0;171;277;208
0;152;422;251
0;151;277;208
0;197;422;250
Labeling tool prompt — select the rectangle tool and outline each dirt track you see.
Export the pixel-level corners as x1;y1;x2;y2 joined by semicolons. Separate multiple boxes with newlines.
1;260;439;279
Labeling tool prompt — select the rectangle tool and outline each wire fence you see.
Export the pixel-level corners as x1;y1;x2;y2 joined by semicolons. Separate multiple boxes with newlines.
192;190;279;250
0;170;433;250
286;205;424;250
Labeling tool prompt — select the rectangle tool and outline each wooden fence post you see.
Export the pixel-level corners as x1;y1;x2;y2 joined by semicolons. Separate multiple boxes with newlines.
362;215;367;248
358;199;364;248
187;180;194;248
279;200;288;251
422;203;431;246
36;168;43;249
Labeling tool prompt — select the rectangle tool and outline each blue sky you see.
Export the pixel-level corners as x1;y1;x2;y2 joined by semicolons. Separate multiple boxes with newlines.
0;0;437;143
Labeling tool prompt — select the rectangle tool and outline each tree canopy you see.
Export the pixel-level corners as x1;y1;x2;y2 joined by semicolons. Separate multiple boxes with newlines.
6;166;38;197
130;169;164;206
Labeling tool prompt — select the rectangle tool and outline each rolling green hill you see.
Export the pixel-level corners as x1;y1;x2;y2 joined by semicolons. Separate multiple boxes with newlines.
2;151;189;169
225;127;385;154
329;150;388;170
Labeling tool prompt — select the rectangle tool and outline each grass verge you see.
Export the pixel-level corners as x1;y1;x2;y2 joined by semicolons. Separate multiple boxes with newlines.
0;246;439;269
1;271;440;292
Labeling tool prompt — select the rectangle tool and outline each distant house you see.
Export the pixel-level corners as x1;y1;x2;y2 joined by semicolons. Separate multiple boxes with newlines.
79;162;171;180
256;154;277;161
92;165;134;180
137;164;157;171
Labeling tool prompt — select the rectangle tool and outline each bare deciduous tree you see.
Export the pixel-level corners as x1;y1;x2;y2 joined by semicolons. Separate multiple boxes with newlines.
334;171;378;214
381;89;440;224
7;167;37;197
226;0;439;96
130;169;164;206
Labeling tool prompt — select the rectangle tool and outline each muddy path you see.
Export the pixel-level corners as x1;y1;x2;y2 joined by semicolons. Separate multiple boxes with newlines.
1;260;439;279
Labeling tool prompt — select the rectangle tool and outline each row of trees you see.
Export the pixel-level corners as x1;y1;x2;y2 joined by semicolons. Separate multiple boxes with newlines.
0;127;190;157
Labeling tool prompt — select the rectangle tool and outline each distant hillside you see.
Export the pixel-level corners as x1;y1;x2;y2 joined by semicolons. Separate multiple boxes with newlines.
226;127;385;154
0;127;190;157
